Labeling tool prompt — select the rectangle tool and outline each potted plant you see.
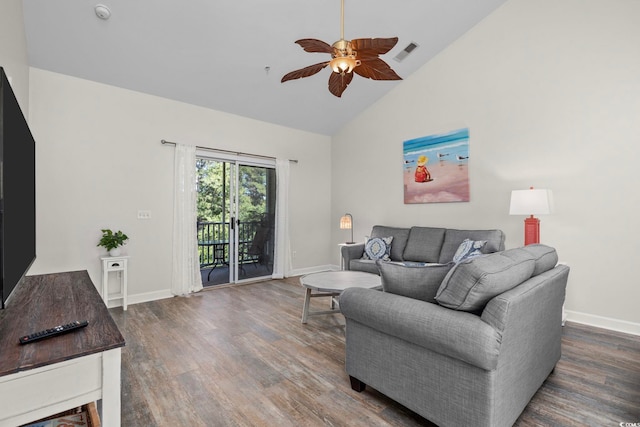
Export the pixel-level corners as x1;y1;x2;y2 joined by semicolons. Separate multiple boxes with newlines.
98;229;129;256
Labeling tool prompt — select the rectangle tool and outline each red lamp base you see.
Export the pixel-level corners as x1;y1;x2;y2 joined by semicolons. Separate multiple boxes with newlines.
524;216;540;245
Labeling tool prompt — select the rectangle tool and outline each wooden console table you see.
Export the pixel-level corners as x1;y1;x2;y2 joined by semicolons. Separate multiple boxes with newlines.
0;270;125;427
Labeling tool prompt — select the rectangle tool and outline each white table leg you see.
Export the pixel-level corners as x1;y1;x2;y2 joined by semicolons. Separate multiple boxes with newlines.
122;263;128;311
101;348;122;427
102;267;108;305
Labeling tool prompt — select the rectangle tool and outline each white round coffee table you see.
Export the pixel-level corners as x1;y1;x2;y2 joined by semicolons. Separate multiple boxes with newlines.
299;270;381;323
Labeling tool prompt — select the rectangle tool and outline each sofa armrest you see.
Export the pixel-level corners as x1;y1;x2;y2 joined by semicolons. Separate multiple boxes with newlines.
340;287;501;370
341;243;365;270
481;265;569;333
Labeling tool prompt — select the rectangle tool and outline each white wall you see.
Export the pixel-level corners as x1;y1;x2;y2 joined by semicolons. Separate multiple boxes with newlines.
9;0;640;334
331;0;640;333
0;0;29;112
28;69;332;302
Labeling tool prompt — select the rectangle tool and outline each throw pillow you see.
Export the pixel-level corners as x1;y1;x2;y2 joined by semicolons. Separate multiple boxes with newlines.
370;226;409;261
362;236;393;261
435;248;536;312
377;260;454;303
520;244;558;276
452;239;487;263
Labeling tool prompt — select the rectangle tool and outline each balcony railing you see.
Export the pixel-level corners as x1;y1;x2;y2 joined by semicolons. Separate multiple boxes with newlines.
197;220;271;269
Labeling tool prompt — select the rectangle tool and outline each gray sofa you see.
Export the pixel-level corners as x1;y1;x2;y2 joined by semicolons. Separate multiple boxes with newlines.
341;225;506;274
340;244;569;427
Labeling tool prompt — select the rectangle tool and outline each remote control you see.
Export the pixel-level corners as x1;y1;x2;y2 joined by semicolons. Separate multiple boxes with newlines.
19;320;89;344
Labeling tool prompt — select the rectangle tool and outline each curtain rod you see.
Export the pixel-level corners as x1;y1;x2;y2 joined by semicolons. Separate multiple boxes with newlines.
161;139;298;163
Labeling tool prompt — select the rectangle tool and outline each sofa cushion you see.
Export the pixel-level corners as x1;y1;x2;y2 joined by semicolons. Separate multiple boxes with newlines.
438;229;505;264
435;248;535;312
349;259;381;275
452;239;487;263
402;227;446;263
371;226;410;261
362;236;393;261
520;244;558;276
377;261;454;303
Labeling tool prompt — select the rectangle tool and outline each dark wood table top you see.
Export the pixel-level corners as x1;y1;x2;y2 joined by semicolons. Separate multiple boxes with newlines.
0;270;125;377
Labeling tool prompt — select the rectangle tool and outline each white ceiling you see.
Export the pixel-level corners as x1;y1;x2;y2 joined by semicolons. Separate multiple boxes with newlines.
22;0;507;136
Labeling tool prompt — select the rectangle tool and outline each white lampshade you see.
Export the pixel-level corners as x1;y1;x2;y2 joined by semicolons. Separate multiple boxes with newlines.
339;214;353;229
509;188;553;215
340;213;354;244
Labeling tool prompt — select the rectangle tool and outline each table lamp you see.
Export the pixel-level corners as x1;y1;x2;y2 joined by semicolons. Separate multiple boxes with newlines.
340;213;354;244
509;187;552;245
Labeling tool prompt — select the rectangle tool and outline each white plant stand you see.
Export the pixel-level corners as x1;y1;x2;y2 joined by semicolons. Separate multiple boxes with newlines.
101;256;129;310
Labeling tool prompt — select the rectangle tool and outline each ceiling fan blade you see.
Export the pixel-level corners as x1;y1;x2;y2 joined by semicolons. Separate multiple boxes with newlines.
328;71;354;97
281;62;330;83
354;57;402;80
352;37;399;59
295;38;335;54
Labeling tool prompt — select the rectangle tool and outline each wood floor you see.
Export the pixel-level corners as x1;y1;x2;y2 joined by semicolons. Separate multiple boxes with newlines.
109;277;640;426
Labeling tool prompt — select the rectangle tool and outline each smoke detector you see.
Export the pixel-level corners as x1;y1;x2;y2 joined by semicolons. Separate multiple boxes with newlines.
95;4;111;20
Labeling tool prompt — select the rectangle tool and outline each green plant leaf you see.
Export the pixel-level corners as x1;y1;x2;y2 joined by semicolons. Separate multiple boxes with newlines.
97;229;129;251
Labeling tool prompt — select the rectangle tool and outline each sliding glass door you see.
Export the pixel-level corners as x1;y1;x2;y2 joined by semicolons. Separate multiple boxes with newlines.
196;156;276;286
235;164;276;281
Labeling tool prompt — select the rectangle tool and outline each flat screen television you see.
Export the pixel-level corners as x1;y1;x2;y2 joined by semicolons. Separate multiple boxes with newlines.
0;67;37;309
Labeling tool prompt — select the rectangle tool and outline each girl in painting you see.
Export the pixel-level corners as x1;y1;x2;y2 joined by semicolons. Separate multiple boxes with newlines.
414;155;432;182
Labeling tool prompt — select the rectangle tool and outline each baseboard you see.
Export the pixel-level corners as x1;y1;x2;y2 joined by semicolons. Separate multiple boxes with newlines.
565;310;640;336
108;267;341;309
288;264;339;277
106;289;173;309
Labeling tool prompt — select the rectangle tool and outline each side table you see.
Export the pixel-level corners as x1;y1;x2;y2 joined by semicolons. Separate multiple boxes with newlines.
101;256;129;310
338;242;360;270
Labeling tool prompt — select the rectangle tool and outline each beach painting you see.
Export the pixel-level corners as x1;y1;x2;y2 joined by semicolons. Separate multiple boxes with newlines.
403;128;470;204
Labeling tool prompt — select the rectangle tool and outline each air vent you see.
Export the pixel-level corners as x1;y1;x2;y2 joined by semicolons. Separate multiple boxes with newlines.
393;42;419;62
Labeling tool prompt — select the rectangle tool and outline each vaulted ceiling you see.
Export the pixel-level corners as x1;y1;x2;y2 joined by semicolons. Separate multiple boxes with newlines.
22;0;507;135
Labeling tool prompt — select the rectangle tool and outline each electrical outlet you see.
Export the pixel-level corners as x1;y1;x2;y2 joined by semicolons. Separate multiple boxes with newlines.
137;210;151;220
292;250;297;258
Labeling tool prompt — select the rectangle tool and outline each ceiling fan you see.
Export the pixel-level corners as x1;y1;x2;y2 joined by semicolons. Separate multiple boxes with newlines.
281;0;402;97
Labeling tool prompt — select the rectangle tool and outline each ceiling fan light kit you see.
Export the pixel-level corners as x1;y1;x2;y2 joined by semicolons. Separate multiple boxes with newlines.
330;41;360;74
281;0;401;97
